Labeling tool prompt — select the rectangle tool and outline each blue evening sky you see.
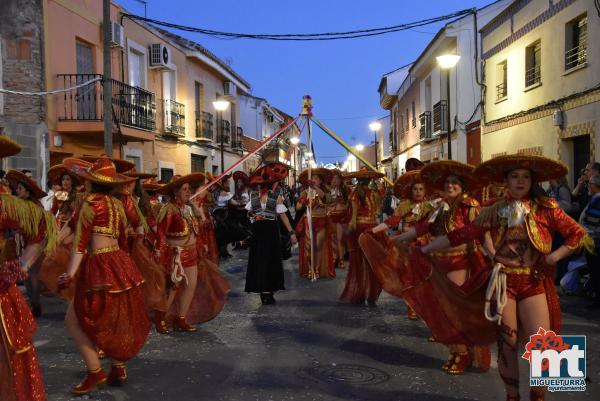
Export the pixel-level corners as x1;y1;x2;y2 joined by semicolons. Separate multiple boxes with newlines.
118;0;494;164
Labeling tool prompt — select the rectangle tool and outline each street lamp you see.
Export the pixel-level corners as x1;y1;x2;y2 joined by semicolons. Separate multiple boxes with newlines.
369;121;382;171
213;99;230;173
436;54;460;160
289;136;300;189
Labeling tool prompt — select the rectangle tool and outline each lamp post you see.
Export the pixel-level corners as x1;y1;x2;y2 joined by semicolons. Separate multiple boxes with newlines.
290;136;300;189
369;121;382;171
213;99;230;173
436;54;460;160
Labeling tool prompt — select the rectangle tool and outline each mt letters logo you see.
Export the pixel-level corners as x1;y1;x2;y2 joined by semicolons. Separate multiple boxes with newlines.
522;327;586;392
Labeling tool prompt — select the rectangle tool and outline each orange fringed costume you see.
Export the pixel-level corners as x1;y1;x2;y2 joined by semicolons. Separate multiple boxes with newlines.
156;200;229;324
295;190;338;279
1;192;57;401
339;187;383;304
72;194;150;361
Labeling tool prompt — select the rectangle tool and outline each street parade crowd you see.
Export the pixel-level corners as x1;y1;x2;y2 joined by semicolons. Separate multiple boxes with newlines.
1;133;600;401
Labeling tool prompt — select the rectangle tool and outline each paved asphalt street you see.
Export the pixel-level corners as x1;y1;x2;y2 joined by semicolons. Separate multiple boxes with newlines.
33;248;599;401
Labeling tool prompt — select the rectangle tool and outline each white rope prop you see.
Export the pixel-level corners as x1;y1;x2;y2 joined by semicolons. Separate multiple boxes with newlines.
0;77;102;96
484;262;508;325
170;246;189;286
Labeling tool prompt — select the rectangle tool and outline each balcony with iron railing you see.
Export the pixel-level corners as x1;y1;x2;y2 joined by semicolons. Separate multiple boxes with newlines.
57;74;156;133
195;111;214;141
432;100;447;134
231;126;244;150
164;99;185;136
565;36;587;71
216;119;231;144
419;111;432;140
525;65;541;88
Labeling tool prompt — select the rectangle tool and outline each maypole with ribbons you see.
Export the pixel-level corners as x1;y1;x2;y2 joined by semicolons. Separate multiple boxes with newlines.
302;95;317;282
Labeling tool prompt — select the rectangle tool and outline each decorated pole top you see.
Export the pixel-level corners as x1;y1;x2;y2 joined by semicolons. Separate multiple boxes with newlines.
301;95;313;117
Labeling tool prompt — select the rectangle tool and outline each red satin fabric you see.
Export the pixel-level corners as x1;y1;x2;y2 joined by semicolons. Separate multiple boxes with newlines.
339;223;382;304
74;250;150;362
130;237;168;310
296;215;337;279
166;257;230;324
38;243;74;301
0;283;46;401
198;218;219;265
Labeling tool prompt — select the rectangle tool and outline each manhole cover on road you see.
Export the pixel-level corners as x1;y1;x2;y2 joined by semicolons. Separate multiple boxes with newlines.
303;364;390;386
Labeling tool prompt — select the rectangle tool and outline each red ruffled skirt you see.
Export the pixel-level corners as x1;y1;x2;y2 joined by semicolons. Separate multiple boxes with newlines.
74;249;150;361
339;224;382;304
0;279;46;401
199;221;220;265
38;243;74;301
130;237;168;310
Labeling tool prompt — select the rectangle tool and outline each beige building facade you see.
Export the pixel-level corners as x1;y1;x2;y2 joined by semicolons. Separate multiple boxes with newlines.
481;0;600;183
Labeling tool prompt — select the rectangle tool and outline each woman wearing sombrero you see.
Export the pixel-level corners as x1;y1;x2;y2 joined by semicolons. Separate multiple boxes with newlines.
154;173;229;333
365;169;433;320
392;160;491;374
326;169;350;269
339;167;384;305
48;163;82;229
296;167;337;280
193;183;220;266
245;162;297;305
0;136;57;401
57;157;151;394
421;155;592;401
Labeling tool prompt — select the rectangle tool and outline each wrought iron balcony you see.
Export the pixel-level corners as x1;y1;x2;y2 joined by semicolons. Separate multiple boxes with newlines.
164;99;185;136
432;100;447;134
565;38;587;70
57;74;157;131
216;119;230;144
419;111;432;140
195;111;214;141
525;65;541;87
232;127;244;150
496;82;507;100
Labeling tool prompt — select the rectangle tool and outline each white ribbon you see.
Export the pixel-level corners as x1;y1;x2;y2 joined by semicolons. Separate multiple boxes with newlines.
170;246;188;286
484;262;508;325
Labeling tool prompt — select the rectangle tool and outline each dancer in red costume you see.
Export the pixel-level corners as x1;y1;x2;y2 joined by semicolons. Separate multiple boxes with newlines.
154;173;229;334
5;170;50;317
379;161;491;374
421;155;592;401
57;157;151;394
0;136;57;401
296;168;337;279
369;169;433;320
326;169;350;269
194;182;220;265
339;168;384;305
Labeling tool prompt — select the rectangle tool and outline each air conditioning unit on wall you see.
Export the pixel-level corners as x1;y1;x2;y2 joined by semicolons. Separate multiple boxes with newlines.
109;22;125;48
223;81;236;97
149;44;171;68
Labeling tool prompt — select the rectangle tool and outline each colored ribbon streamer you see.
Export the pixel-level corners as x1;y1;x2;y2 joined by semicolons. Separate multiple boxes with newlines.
312;117;393;185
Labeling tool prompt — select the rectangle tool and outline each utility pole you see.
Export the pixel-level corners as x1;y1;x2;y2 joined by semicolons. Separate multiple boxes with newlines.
103;0;113;156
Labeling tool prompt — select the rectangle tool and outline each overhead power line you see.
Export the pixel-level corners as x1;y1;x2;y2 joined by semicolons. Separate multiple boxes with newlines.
122;8;474;41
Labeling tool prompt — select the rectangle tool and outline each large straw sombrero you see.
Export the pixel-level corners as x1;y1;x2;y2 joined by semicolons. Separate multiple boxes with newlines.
249;162;289;186
0;136;22;158
473;154;568;183
6;170;47;199
79;155;135;173
206;172;231;191
157;173;207;195
344;167;385;180
405;158;425;172
420;160;479;191
63;157;136;187
298;167;333;186
393;170;426;198
141;177;163;193
48;164;80;186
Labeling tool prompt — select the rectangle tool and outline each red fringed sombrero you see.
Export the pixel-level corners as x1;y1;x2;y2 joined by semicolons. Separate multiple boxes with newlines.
393;170;425;198
344;167;384;180
206;172;231;191
63;157;136;187
473;154;568;184
233;171;249;185
157;173;207;195
79;155;135;173
142;177;163;193
420;160;479;191
6;170;47;199
249;162;289;185
0;136;22;158
298;167;332;186
48;164;80;186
